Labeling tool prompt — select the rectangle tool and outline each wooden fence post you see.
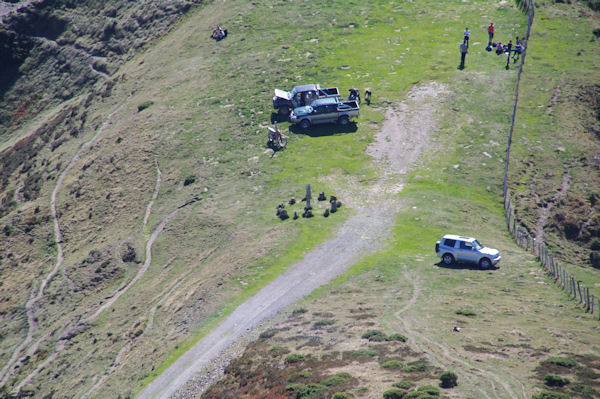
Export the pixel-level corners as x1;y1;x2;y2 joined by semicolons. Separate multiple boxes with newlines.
577;281;583;304
587;288;591;312
591;294;595;314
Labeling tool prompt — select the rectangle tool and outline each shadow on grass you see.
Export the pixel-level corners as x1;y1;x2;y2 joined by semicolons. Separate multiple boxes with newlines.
289;122;358;137
435;262;499;271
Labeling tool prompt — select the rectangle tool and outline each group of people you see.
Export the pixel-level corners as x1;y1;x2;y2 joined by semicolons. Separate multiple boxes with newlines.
348;88;372;105
460;22;524;70
487;22;524;68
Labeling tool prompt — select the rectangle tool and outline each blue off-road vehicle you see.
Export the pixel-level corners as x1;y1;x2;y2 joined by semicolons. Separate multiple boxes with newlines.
272;84;340;116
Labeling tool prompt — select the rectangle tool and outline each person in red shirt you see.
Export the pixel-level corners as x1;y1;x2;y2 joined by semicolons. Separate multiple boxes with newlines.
488;22;495;44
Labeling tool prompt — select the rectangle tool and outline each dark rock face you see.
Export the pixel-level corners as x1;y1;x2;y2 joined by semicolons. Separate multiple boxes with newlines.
0;0;201;133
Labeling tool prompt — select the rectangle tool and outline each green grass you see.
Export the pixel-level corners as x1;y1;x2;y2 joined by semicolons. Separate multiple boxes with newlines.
8;0;596;397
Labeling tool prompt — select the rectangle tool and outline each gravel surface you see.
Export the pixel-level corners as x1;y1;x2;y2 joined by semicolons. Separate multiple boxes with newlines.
135;82;448;399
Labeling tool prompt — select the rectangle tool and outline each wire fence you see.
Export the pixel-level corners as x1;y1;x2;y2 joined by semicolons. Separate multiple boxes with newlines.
504;196;599;318
502;0;599;319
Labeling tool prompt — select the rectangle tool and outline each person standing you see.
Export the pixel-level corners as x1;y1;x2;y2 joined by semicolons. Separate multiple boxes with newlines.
505;40;513;69
464;27;470;46
459;41;468;69
487;22;494;43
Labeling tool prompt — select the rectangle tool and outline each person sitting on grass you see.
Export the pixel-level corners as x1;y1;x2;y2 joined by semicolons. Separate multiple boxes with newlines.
495;41;504;55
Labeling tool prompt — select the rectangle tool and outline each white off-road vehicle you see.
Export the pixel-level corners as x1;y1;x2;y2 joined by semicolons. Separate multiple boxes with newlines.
435;234;501;269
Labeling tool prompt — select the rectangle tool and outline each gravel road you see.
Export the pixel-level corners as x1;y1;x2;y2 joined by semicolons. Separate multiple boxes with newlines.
135;82;448;399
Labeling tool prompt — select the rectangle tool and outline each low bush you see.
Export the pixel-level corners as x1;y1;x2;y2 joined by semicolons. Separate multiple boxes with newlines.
292;308;308;315
353;349;377;357
417;385;440;396
545;357;577;368
439;371;458;388
570;383;597;396
288;370;311;382
388;333;407;342
296;384;327;398
313;320;335;328
392;381;415;390
322;372;353;386
455;309;476;317
532;391;570;399
285;383;303;391
183;175;196;186
137;100;154;112
259;329;278;339
285;353;306;364
381;360;405;369
382;388;405;399
269;345;290;357
362;330;388;342
544;374;570;387
404;364;427;372
590;238;600;250
332;394;350;399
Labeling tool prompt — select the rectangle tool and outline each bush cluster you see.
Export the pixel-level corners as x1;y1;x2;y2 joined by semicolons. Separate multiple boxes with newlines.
439;371;458;388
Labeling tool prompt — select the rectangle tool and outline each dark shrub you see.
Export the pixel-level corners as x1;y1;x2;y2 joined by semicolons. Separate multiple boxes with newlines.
353;349;377;357
362;330;388;342
259;329;278;339
382;360;405;369
382;388;405;399
285;353;306;364
285;383;303;391
544;374;570;387
570;383;597;396
332;394;349;399
455;309;476;317
590;251;600;268
137;101;154;112
532;391;570;399
590;238;600;250
296;384;326;398
563;220;579;239
388;333;407;342
417;385;440;396
545;357;577;368
322;372;352;386
313;320;335;328
392;381;415;390
269;345;289;357
440;371;458;388
183;175;196;186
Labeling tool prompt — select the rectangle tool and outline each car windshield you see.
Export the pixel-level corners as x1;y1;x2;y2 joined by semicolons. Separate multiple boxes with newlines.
472;240;483;250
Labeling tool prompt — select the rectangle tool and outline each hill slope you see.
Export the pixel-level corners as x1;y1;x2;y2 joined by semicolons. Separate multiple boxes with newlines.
0;0;599;399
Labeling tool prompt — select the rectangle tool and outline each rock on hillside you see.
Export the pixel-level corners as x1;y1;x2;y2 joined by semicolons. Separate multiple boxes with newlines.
0;0;200;134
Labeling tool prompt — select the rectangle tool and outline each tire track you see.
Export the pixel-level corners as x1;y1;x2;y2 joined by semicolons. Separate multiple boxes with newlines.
394;267;526;399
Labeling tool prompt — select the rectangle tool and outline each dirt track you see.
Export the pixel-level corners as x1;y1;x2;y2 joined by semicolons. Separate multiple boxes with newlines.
135;82;449;399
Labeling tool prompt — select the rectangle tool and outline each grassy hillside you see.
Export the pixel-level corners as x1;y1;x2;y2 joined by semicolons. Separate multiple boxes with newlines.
0;0;599;398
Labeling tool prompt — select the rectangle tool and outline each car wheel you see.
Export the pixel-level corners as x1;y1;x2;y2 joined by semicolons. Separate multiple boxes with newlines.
338;115;349;126
479;257;491;269
299;119;311;129
442;253;454;265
